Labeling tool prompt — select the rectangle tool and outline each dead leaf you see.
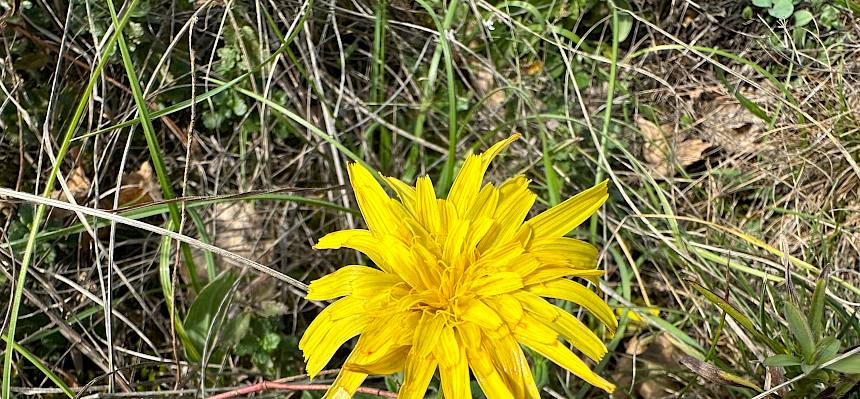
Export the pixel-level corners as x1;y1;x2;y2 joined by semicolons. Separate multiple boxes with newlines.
65;166;90;196
638;117;711;177
616;333;685;398
680;356;763;392
682;10;698;28
699;101;766;154
115;162;161;208
189;202;277;302
50;166;90;204
471;62;507;109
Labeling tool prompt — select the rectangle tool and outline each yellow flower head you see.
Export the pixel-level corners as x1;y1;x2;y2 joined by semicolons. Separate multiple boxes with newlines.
301;134;617;398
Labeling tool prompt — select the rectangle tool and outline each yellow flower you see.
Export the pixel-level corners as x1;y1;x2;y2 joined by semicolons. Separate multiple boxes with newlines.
301;134;617;398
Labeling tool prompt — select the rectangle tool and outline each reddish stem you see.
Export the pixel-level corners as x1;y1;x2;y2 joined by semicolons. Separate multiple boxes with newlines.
208;381;398;399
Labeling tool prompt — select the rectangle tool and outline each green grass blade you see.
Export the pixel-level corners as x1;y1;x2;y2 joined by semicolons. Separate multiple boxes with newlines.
539;128;560;206
809;268;829;340
406;0;458;182
105;0;202;291
691;282;787;354
0;334;74;398
589;2;621;239
369;0;391;171
158;225;200;360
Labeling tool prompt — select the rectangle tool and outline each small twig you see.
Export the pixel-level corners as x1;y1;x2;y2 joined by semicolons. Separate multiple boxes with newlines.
207;381;398;399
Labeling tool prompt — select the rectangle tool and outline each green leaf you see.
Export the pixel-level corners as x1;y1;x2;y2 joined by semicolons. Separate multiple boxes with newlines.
793;10;813;27
752;0;772;7
231;95;248;116
784;301;815;359
259;332;282;352
251;351;273;370
183;272;237;361
202;111;225;130
826;352;860;374
614;0;633;42
222;311;251;347
769;0;794;19
820;5;840;29
764;354;802;367
809;272;829;339
812;337;841;366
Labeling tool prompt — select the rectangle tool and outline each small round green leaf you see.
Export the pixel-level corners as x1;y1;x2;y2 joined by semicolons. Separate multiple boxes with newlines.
769;0;794;19
793;10;813;27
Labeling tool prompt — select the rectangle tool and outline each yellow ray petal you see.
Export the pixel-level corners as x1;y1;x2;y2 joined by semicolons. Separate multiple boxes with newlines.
322;363;369;399
528;279;618;333
485;294;524;326
409;242;442;289
347;163;402;236
345;345;410;375
516;337;615;393
413;312;446;358
506;253;542;277
306;265;393;301
300;314;370;376
522;266;605;286
509;314;558;346
448;134;521;216
486;175;536;246
463;217;494;253
526;236;598;269
301;298;364;342
519;180;608;239
434;324;461;368
491;334;541;399
399;351;439;399
300;298;361;354
377;236;427;290
457;297;504;330
550;309;608;361
455;322;481;350
514;292;606;361
443;217;470;263
474;241;524;275
415;176;442;234
352;314;416;365
471;272;524;297
467;342;515;399
439;342;471;399
464;183;500;221
384;176;417;212
314;229;389;273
